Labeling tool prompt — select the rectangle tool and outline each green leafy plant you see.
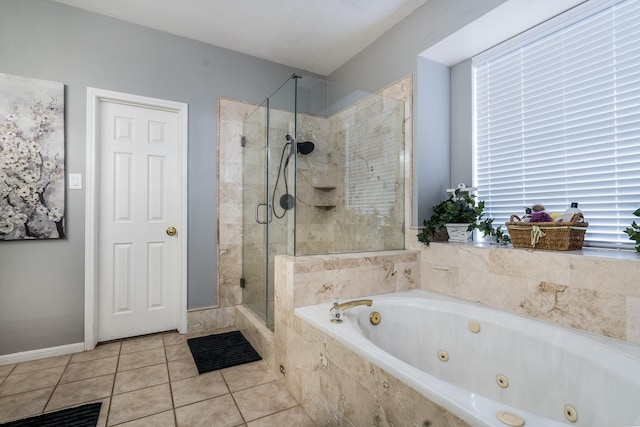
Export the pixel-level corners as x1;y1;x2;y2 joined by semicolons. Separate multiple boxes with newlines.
477;217;511;246
417;189;485;246
624;208;640;252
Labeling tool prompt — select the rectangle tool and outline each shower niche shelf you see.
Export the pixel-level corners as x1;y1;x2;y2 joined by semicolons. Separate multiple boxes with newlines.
310;174;338;191
308;174;338;208
309;189;337;209
311;184;337;191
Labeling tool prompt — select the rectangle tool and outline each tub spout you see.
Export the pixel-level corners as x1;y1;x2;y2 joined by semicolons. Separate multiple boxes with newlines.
330;298;373;323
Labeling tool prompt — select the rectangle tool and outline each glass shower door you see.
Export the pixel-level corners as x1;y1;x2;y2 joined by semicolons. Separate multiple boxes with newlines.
242;100;268;324
242;77;297;330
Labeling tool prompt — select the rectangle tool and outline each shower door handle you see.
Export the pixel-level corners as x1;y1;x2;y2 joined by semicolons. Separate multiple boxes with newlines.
255;203;272;224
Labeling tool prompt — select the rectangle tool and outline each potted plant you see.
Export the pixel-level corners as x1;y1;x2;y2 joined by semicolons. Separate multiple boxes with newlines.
417;189;485;245
477;217;511;246
624;208;640;252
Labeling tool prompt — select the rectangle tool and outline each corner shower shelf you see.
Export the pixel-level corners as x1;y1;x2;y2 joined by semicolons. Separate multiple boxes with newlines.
308;172;338;208
311;184;337;191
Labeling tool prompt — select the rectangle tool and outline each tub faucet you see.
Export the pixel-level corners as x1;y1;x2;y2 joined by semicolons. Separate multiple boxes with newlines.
330;298;373;323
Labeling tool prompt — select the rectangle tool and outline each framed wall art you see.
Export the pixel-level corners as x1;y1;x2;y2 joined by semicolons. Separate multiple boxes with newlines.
0;73;65;240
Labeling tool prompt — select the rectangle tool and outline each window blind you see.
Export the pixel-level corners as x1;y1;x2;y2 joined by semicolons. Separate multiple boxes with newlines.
473;0;640;248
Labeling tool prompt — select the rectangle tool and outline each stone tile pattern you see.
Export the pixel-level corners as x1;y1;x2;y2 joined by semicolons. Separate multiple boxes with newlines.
273;250;468;426
406;241;640;344
0;332;314;426
214;77;413;371
217;76;413;329
294;88;407;255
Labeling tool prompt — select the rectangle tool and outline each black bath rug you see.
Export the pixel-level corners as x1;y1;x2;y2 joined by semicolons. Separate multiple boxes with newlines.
0;402;102;427
187;330;262;374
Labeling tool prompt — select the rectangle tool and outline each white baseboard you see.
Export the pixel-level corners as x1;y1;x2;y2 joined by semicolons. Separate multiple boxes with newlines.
0;342;85;366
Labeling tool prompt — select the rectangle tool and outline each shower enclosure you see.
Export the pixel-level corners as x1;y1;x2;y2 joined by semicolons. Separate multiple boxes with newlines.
242;75;405;329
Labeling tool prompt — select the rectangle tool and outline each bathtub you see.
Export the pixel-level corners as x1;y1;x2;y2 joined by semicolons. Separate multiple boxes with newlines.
295;289;640;427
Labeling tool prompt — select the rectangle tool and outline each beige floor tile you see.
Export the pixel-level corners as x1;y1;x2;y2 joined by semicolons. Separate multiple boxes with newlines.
0;364;16;378
113;363;169;395
0;365;65;397
0;387;52;423
11;354;70;375
170;371;229;408
117;347;166;372
221;361;276;392
96;397;111;427
71;342;121;364
168;359;198;382
115;410;176;426
46;374;114;411
120;334;165;355
165;343;192;361
233;381;297;422
247;406;316;427
163;332;187;346
175;394;243;427
107;383;173;426
60;356;118;384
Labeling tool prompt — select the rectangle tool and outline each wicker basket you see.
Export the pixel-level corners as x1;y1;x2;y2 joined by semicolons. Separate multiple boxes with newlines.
506;213;588;250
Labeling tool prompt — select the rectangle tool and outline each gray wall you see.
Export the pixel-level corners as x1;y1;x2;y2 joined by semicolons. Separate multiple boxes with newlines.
0;0;307;355
450;59;473;187
329;0;508;224
417;57;450;225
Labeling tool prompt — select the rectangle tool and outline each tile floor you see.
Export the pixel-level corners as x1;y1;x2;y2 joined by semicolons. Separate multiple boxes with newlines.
0;329;316;426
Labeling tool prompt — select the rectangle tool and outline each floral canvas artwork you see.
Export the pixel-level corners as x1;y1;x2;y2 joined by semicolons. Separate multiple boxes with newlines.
0;73;65;240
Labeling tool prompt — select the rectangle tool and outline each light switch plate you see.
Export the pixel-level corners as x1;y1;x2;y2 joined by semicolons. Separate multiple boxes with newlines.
69;173;82;190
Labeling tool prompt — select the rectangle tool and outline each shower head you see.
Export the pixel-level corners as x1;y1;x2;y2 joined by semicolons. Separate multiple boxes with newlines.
296;141;315;155
284;135;315;155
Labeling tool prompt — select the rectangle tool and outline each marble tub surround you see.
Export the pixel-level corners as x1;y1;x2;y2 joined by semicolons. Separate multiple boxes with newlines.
271;250;466;426
287;250;419;308
408;240;640;344
235;304;275;370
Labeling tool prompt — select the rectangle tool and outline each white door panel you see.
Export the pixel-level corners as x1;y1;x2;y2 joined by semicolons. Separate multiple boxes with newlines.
97;101;180;341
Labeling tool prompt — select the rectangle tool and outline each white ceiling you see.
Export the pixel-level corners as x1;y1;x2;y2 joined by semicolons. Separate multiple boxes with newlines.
50;0;429;75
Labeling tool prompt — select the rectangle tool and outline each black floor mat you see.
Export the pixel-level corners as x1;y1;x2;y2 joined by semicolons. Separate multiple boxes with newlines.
1;402;102;427
187;330;262;374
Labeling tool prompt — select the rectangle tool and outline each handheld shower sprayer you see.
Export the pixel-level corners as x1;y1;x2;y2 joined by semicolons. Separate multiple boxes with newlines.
271;134;316;218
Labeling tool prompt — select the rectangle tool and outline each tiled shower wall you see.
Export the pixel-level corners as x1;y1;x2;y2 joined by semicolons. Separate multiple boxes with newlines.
217;75;413;328
295;93;405;255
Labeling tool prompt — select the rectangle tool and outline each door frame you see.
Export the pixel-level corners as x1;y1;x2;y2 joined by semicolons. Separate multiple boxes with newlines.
84;88;188;350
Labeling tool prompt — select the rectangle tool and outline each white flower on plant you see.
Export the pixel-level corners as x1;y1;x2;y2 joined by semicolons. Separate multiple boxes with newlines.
42;160;55;170
16;185;33;198
47;208;63;222
5;113;16;122
13;212;27;224
22;173;37;184
36;205;49;215
2;208;15;219
0;221;14;233
4;152;18;163
18;146;30;157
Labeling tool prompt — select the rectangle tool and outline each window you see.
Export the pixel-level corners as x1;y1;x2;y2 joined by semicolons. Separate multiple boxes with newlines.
473;0;640;248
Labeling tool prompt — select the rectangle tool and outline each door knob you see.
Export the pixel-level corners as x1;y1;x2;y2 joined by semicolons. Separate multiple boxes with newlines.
166;226;177;236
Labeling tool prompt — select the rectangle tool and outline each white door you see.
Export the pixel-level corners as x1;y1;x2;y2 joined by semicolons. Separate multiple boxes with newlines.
97;100;181;342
